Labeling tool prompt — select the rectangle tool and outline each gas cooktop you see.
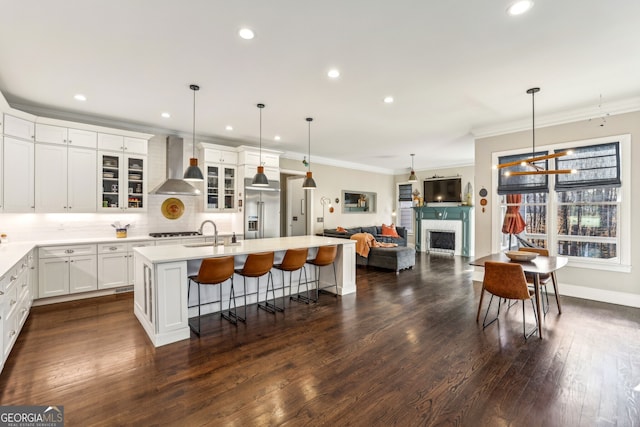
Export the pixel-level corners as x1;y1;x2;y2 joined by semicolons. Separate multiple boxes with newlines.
148;231;201;238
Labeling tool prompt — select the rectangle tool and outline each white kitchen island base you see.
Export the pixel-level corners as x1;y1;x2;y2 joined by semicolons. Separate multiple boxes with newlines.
133;236;356;347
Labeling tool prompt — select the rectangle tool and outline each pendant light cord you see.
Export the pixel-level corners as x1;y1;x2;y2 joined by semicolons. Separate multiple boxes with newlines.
531;90;535;157
306;117;313;172
259;106;262;164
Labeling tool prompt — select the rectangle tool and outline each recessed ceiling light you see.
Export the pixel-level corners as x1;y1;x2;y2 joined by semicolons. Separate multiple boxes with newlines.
225;125;233;131
238;28;255;40
383;96;394;104
507;0;534;16
327;69;340;79
161;112;171;118
274;135;281;141
74;94;86;101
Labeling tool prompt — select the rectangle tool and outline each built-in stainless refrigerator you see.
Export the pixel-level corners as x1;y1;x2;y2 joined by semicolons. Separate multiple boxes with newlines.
244;178;281;239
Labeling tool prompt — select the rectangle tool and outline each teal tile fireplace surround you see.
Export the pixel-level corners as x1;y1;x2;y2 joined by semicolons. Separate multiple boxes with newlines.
414;205;473;256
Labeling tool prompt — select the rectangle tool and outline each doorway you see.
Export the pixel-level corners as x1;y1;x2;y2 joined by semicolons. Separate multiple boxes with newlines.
286;175;308;236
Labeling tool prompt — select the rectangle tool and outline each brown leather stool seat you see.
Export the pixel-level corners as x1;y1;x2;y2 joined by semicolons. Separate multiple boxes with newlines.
187;256;234;335
270;248;309;312
224;252;274;323
293;245;338;304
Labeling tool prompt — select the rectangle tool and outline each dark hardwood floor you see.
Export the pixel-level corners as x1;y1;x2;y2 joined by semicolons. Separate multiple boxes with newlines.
1;253;639;426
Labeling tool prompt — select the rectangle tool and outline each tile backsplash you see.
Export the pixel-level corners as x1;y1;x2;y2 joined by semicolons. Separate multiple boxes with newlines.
0;194;242;242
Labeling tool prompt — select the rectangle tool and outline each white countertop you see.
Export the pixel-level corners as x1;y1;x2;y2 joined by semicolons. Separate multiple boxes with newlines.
0;242;37;277
134;235;355;264
0;232;238;278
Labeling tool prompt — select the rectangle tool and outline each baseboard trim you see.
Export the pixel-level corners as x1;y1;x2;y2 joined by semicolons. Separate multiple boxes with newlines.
471;271;640;308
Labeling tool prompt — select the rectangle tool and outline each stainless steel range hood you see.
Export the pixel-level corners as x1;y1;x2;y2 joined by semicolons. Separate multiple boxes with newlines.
149;136;201;196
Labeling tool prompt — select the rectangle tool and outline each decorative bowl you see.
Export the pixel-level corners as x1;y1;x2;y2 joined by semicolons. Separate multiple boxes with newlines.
505;250;538;262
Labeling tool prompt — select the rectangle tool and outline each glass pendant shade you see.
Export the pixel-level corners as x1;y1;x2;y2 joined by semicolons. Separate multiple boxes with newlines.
252;103;269;186
183;84;204;181
408;153;418;182
302;171;317;189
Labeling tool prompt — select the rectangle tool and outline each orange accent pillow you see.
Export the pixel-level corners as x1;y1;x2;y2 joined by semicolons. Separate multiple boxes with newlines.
381;223;400;238
336;226;347;232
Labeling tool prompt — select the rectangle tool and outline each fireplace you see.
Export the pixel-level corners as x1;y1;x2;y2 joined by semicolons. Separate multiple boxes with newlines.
414;205;473;256
428;230;455;255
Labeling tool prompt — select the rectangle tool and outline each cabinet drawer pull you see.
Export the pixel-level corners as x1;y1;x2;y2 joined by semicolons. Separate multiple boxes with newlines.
0;291;4;295
109;246;118;251
10;299;17;306
10;330;16;337
22;283;28;288
10;275;17;282
21;307;28;314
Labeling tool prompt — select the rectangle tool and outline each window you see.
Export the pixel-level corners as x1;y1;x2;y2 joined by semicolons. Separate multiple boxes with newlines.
398;183;413;233
493;135;630;271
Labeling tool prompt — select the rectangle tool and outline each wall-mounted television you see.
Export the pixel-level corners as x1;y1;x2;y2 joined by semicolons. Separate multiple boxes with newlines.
424;177;462;203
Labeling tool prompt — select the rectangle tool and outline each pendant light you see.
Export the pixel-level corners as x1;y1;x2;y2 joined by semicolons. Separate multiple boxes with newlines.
495;87;576;176
183;84;204;181
408;153;418;182
252;103;269;186
302;117;317;189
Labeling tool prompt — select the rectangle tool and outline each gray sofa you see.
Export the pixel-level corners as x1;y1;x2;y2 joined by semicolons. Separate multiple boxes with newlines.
323;225;408;247
322;225;414;273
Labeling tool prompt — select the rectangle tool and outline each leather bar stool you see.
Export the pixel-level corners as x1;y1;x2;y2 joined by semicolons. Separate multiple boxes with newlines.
271;248;309;312
187;256;234;335
294;245;338;304
224;252;274;323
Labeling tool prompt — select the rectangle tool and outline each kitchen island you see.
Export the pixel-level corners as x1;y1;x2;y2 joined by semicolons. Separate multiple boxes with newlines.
133;235;356;347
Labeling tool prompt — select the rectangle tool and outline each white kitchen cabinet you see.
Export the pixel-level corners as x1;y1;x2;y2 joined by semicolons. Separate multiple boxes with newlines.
238;148;279;168
98;151;146;212
2;252;33;361
97;243;128;289
35;143;97;213
3;114;34;141
38;245;97;297
126;241;155;285
204;162;237;211
203;147;238;164
35;123;97;149
2;136;35;212
98;133;147;155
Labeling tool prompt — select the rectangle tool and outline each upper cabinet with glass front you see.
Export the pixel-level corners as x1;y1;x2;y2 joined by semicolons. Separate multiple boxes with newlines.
200;144;238;212
98;134;148;212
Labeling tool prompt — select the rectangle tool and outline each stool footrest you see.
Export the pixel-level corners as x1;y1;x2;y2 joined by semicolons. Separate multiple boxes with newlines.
258;301;284;313
221;311;245;324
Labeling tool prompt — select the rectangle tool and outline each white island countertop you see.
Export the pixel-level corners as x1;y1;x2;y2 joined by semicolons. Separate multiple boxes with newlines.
134;235;354;263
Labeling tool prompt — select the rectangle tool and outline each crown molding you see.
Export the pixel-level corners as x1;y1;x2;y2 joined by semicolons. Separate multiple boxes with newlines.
281;151;397;175
472;96;640;139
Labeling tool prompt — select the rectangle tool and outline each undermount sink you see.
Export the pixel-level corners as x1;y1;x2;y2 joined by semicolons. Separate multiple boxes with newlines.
183;242;220;248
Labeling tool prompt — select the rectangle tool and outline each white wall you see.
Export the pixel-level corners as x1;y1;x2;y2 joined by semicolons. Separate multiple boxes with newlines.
475;110;640;304
280;158;395;235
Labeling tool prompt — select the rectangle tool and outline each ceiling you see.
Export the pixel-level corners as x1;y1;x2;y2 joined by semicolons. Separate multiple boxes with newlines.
1;1;639;173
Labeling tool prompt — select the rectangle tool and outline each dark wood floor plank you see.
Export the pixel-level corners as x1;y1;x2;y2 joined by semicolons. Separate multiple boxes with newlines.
1;253;639;426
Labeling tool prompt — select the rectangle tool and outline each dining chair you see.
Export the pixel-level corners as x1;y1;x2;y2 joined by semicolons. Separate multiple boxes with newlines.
187;256;234;335
476;261;539;339
518;247;562;315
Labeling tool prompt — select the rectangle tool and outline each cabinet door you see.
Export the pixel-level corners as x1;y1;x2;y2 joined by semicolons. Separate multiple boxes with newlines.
38;257;70;297
123;137;147;155
70;255;98;293
35;123;67;145
205;163;220;210
124;155;146;210
3;137;35;212
223;166;236;210
98;253;128;289
98;151;123;210
35;143;68;213
97;133;124;152
3;115;34;140
220;150;238;164
67;128;97;149
68;147;97;212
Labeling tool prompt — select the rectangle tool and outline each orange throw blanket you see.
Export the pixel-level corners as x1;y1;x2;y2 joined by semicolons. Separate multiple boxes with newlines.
350;233;397;258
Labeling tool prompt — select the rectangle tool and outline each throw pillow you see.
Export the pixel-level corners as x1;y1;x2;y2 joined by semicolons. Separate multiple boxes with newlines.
381;223;400;238
336;226;347;232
